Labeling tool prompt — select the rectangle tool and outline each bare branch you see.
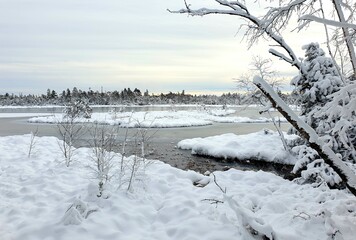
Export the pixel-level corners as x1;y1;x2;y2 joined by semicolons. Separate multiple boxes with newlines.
212;173;226;194
202;198;224;205
28;127;39;158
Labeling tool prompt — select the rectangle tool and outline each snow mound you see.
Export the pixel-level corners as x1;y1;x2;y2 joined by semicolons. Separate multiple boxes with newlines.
178;129;299;164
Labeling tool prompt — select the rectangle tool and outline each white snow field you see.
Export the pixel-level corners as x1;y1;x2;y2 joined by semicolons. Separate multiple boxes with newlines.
178;129;299;164
1;135;356;240
28;109;285;128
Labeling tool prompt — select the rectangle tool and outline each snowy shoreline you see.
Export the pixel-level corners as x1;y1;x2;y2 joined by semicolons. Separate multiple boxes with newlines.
178;129;299;165
0;104;257;109
27;110;286;128
1;134;355;240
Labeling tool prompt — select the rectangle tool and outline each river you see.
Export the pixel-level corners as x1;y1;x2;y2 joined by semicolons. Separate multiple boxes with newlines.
0;105;294;175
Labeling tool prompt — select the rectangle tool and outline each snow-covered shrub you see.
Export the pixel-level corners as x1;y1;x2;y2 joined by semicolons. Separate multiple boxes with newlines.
290;43;355;187
64;99;92;120
124;117;155;192
292;145;342;187
56;100;91;166
27;128;39;158
88;124;117;197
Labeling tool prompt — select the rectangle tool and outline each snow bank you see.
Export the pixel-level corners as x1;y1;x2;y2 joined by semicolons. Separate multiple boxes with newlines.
1;135;355;240
28;110;285;128
178;129;299;164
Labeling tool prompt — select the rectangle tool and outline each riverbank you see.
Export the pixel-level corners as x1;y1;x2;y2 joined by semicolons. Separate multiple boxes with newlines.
1;134;354;240
0;116;292;176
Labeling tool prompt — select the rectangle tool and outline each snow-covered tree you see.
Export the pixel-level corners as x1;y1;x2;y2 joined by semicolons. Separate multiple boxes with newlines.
288;43;356;187
235;56;283;105
291;43;343;127
291;84;355;187
254;75;356;195
64;99;92;120
172;0;356;194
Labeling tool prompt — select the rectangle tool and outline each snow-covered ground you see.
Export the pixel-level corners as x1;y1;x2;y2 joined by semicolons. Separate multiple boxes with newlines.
178;129;299;164
28;109;285;128
1;135;355;240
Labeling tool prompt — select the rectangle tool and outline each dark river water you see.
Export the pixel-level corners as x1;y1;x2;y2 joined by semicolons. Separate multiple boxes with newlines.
0;105;293;175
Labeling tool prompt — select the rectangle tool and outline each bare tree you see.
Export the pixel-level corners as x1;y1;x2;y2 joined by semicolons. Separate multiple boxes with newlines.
88;123;118;197
56;107;85;167
234;56;289;150
28;127;39;158
133;113;158;163
116;112;133;189
235;56;283;105
126;114;157;192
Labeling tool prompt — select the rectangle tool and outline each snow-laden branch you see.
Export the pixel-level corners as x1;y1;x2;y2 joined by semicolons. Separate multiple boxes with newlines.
168;7;247;18
269;49;294;65
300;14;356;29
224;195;275;239
262;0;309;31
229;1;249;14
253;75;356;196
169;0;305;75
212;172;276;238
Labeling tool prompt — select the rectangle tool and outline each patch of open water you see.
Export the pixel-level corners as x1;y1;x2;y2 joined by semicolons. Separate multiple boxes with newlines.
0;106;294;176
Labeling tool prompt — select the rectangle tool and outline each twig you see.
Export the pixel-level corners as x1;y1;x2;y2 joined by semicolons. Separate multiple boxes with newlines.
212;173;226;194
293;212;311;220
202;198;224;208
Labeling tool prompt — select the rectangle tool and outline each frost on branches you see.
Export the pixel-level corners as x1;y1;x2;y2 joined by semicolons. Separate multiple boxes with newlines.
63;100;92;120
291;43;343;119
290;43;356;187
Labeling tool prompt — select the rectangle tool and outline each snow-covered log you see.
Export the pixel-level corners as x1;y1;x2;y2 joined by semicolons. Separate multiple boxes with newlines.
253;76;356;196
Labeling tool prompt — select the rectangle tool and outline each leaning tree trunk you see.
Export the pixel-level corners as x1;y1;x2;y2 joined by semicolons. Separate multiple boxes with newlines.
253;76;356;196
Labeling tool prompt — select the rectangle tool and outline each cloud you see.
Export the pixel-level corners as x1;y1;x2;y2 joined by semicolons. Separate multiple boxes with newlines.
0;0;326;95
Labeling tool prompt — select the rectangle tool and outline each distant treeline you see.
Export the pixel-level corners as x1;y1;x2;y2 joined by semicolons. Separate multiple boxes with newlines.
0;87;294;106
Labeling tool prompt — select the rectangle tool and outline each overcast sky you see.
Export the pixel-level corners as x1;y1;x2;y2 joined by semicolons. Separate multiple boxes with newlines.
0;0;325;95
